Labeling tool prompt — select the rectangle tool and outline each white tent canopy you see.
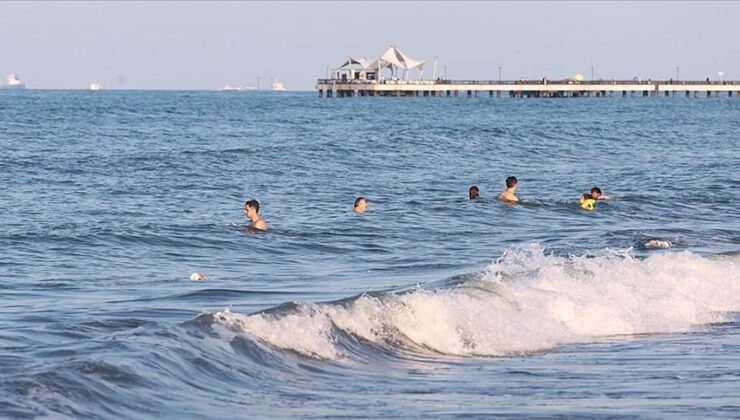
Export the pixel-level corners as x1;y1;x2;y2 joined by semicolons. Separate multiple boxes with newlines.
378;45;428;70
339;57;369;68
334;45;432;80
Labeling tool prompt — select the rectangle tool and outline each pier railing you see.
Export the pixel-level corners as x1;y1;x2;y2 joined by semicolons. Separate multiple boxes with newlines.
317;78;739;86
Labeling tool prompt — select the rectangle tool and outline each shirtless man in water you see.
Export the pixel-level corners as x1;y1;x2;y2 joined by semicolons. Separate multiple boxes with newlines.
244;199;268;231
497;176;519;203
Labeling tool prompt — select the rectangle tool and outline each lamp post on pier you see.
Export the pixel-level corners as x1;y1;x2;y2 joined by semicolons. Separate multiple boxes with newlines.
676;66;679;82
590;65;594;81
498;66;502;83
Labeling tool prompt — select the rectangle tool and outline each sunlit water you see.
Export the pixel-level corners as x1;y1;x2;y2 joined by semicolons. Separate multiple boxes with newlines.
1;90;739;418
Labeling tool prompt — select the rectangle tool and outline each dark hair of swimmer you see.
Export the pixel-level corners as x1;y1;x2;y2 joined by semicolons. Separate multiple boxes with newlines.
506;176;518;188
469;185;480;199
590;187;602;196
245;199;260;213
354;197;366;208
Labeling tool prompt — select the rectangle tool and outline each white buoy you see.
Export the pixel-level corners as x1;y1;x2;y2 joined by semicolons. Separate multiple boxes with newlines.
190;272;205;281
644;240;672;249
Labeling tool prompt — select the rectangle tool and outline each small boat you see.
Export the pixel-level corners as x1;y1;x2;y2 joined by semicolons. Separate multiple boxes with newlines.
1;74;26;89
90;82;103;91
220;84;257;92
271;78;286;91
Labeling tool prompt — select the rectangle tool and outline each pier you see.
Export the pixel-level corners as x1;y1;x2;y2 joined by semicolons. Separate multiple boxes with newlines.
316;79;740;98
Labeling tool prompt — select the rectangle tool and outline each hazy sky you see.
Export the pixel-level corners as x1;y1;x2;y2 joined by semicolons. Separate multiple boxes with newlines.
1;1;738;90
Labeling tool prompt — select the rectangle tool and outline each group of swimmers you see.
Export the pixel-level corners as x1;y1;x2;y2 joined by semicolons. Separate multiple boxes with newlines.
469;176;610;209
243;178;675;249
243;177;610;232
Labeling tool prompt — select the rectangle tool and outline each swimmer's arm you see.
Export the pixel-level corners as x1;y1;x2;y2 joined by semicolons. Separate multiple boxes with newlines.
597;195;611;200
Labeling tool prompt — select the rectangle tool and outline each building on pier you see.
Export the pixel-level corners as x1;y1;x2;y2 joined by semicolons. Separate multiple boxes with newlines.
332;45;432;83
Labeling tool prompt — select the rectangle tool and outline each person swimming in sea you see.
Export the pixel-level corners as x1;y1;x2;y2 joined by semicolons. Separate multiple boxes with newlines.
589;186;610;200
353;197;368;213
497;176;518;203
244;199;268;231
468;185;480;200
580;193;597;210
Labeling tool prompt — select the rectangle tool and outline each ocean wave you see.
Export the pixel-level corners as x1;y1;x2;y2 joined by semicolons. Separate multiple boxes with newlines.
209;244;740;360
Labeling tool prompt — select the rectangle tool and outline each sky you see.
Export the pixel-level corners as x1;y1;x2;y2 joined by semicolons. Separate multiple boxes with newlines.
1;1;738;90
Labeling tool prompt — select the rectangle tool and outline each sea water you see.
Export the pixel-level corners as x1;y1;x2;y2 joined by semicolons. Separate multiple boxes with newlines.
1;90;738;418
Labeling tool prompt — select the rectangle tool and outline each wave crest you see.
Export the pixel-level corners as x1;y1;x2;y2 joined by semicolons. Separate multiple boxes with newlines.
211;245;740;359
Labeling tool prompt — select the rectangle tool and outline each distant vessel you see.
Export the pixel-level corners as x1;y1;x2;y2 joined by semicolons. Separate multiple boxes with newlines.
219;84;257;92
89;82;103;91
1;74;26;89
271;78;286;91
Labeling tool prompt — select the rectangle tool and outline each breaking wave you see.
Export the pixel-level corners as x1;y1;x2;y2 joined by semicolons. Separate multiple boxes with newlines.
209;244;740;360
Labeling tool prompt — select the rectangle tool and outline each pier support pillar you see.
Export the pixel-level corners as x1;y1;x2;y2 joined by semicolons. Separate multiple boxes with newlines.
729;91;733;97
665;91;670;97
454;91;458;97
686;91;690;97
497;91;501;98
467;90;472;98
318;89;323;98
489;91;493;98
446;90;451;97
623;91;627;97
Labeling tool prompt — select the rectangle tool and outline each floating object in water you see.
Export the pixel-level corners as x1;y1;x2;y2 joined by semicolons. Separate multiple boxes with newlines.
580;198;596;210
190;272;205;281
644;239;672;249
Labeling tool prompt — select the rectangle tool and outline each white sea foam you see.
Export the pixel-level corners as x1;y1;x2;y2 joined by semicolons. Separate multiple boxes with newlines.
213;244;740;359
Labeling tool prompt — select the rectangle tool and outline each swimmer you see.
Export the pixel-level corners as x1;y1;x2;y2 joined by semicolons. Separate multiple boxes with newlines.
590;187;610;200
469;185;480;200
244;199;268;231
644;239;672;249
190;272;205;281
497;176;519;203
353;197;368;213
580;193;597;210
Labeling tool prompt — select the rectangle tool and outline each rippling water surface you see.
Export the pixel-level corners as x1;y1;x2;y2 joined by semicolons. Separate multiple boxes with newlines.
1;90;739;418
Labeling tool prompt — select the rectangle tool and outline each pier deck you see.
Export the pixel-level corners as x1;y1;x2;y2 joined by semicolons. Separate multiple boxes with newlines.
316;79;740;98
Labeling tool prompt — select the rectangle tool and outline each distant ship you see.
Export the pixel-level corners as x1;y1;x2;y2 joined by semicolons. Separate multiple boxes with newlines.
89;82;103;91
219;84;257;92
1;74;26;89
271;78;286;91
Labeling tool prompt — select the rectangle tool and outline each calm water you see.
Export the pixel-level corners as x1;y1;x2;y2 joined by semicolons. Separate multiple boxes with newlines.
1;90;739;418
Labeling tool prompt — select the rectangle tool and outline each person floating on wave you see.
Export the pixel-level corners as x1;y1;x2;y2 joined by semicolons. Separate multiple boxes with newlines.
497;176;519;203
244;199;268;231
580;193;597;210
469;185;480;200
353;197;368;213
